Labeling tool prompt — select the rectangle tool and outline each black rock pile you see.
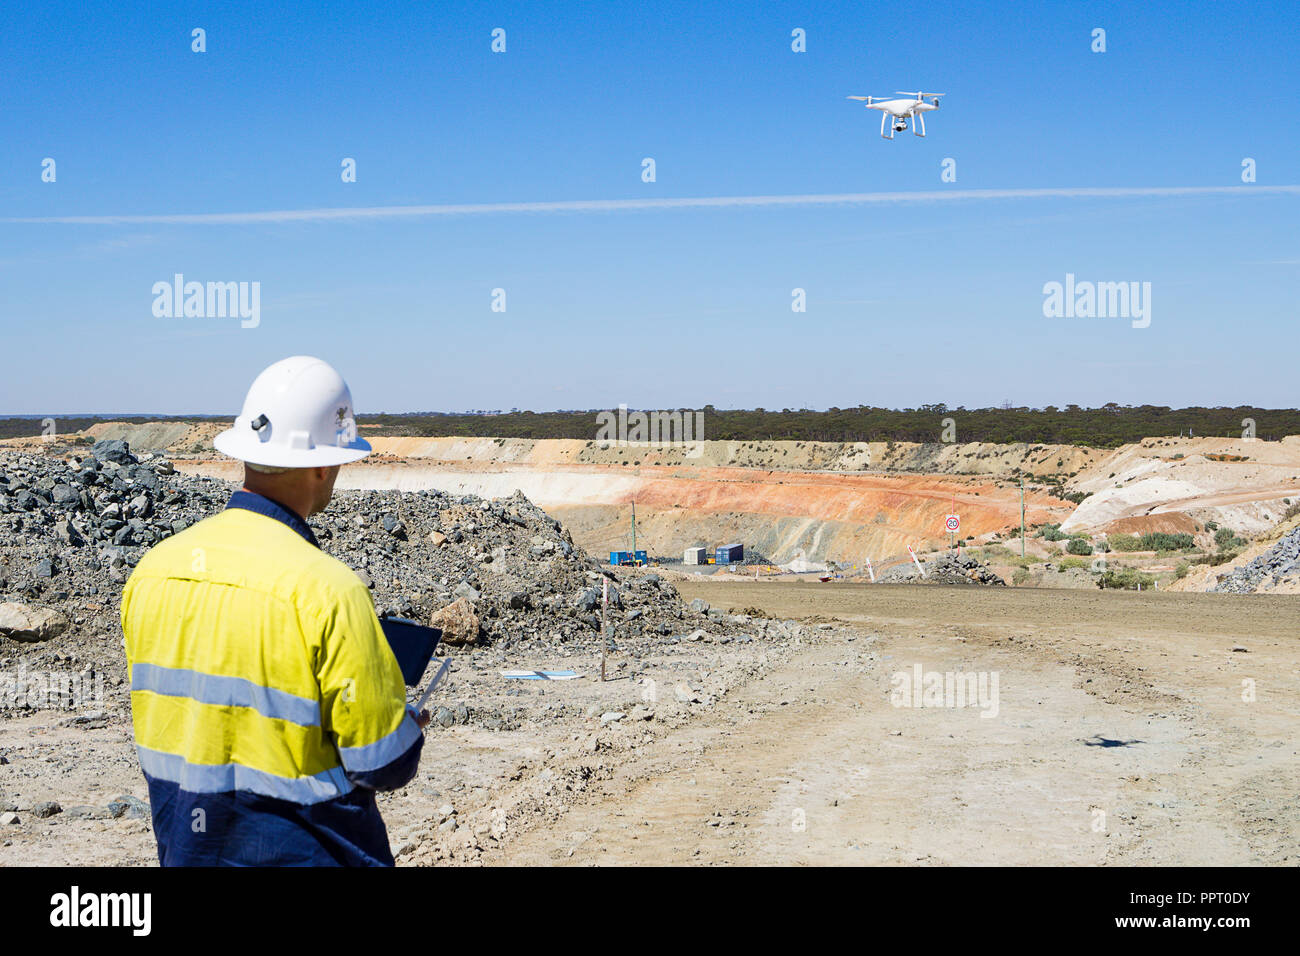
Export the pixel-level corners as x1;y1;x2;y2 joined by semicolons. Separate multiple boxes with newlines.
1211;526;1300;594
0;441;766;676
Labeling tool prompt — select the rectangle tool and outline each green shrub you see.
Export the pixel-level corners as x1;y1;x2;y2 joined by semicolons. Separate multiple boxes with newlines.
1012;568;1030;585
1214;527;1247;549
1108;533;1142;552
1040;524;1067;541
1138;532;1195;551
1066;538;1094;555
1097;568;1156;590
1059;556;1089;570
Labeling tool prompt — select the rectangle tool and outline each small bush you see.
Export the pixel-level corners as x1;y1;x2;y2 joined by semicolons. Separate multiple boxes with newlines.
1066;538;1094;555
1012;568;1030;585
1214;527;1247;549
1097;568;1156;590
1139;532;1195;551
1109;533;1142;552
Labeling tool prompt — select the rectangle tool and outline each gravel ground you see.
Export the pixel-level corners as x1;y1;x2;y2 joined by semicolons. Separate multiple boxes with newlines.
0;442;827;863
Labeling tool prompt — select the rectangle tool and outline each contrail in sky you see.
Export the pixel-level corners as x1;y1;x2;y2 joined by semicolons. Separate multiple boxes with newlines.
4;185;1296;225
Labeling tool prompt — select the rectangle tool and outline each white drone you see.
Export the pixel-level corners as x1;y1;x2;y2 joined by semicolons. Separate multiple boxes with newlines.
847;91;945;139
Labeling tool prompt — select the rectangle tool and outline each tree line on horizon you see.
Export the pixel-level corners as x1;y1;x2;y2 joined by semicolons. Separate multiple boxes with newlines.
2;404;1296;449
361;404;1299;448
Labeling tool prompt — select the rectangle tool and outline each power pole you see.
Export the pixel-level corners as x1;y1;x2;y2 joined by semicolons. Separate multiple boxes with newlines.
631;499;637;565
1020;476;1026;559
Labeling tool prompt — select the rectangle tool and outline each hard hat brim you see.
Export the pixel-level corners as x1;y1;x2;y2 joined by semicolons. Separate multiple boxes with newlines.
213;428;372;468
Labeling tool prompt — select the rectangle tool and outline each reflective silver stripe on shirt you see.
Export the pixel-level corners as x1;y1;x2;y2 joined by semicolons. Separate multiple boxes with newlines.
131;662;321;728
136;745;353;804
337;712;422;773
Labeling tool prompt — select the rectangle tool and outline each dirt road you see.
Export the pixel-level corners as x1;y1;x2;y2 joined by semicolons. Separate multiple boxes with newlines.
5;581;1294;866
493;582;1299;865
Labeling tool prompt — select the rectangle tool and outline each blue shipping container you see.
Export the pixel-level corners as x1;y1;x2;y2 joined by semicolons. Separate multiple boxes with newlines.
715;543;744;564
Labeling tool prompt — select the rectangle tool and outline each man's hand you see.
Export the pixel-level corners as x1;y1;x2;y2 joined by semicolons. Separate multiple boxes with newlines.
414;709;431;730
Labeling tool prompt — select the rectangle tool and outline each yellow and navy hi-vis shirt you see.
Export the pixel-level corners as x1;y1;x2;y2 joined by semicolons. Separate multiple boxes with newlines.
120;490;423;866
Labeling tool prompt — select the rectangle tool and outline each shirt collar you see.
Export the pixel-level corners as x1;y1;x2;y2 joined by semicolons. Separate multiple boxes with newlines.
224;490;320;548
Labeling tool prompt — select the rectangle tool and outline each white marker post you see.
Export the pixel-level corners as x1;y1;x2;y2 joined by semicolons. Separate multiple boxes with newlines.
600;577;609;682
908;545;928;578
865;556;875;582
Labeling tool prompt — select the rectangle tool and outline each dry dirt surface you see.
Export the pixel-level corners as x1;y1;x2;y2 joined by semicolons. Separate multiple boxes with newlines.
3;581;1295;867
487;582;1299;866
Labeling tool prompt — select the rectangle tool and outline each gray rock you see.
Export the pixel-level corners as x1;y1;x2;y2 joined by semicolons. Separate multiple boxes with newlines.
0;602;71;642
91;439;136;465
32;801;62;819
63;805;111;820
51;483;80;506
107;795;150;820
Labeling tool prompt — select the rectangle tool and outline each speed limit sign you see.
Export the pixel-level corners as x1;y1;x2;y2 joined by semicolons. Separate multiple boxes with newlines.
945;514;960;533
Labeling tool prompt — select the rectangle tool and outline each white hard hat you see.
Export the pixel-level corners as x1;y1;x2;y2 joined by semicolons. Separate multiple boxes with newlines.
213;356;372;467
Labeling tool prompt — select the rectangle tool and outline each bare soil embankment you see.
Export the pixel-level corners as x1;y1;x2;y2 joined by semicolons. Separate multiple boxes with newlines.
12;425;1300;576
182;455;1070;569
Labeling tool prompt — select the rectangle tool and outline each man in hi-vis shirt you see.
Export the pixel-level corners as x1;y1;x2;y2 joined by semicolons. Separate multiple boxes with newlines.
122;356;427;866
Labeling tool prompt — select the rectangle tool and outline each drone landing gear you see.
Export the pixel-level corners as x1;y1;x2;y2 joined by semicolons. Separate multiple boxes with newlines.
912;111;926;137
879;111;894;140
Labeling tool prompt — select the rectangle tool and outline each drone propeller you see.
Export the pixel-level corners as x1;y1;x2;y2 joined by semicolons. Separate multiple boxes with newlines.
847;95;890;103
896;91;945;99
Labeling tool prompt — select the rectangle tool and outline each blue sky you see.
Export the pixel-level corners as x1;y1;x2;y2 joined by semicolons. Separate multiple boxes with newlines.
1;0;1297;415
